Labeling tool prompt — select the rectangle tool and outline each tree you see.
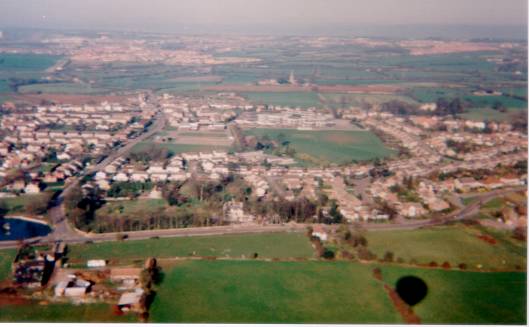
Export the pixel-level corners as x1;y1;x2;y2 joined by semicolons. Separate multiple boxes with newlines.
383;251;394;262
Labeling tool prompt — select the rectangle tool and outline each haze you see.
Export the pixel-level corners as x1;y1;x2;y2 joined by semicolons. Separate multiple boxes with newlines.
0;0;527;38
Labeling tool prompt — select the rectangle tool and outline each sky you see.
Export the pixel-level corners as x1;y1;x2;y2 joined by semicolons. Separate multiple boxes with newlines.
0;0;527;37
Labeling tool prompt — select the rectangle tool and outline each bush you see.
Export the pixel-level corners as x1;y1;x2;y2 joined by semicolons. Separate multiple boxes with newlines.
383;251;394;262
396;257;405;264
441;261;451;269
321;249;335;260
458;263;468;270
428;261;438;267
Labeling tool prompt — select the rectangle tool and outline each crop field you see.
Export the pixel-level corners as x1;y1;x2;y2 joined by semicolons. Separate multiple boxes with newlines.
240;92;323;108
0;303;136;323
366;224;526;270
67;232;314;262
150;260;526;324
244;128;395;164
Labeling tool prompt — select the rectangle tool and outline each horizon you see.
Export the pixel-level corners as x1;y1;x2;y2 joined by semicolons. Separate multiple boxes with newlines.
0;0;527;39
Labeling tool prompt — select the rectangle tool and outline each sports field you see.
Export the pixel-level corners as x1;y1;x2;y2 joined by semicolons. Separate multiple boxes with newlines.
67;232;314;262
244;128;395;164
366;224;526;270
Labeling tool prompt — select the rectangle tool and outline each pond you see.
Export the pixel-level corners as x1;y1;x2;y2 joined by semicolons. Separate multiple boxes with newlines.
0;217;52;241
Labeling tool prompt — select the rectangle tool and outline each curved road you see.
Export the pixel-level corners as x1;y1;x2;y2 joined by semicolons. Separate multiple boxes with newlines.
0;185;523;250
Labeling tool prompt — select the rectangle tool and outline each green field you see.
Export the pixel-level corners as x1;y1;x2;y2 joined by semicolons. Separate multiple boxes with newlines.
0;53;60;71
460;107;525;122
150;260;526;324
244;128;395;164
0;248;16;281
131;142;230;155
0;303;136;323
381;266;526;324
0;194;50;215
150;260;401;323
67;232;314;262
321;93;418;106
97;199;167;217
366;224;526;270
241;92;322;108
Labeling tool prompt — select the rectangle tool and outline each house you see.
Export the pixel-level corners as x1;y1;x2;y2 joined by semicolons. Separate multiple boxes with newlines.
223;201;249;223
87;260;107;268
311;225;328;241
24;183;40;194
399;202;427;218
118;288;144;312
110;268;142;281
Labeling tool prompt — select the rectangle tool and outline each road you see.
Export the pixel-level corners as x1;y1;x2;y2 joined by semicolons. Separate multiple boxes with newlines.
0;185;523;250
45;112;167;242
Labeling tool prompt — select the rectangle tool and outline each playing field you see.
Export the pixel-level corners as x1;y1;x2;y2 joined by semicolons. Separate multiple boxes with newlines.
244;128;395;164
150;260;526;324
366;224;526;270
67;232;314;263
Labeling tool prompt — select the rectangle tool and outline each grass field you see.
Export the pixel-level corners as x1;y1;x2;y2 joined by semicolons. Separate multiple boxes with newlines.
67;232;314;262
241;92;322;108
321;93;418;106
97;199;167;218
150;260;526;324
131;142;230;155
150;260;401;323
0;303;136;323
244;128;395;164
366;224;526;270
0;53;60;71
460;107;525;122
0;248;16;281
381;266;526;324
0;194;50;215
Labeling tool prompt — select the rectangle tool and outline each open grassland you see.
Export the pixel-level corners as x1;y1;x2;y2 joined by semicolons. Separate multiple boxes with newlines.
366;224;526;270
460;107;526;122
245;128;395;164
97;199;167;218
241;92;322;108
67;232;314;262
131;141;230;155
321;93;418;106
0;53;60;71
0;303;136;323
381;266;526;324
0;194;50;215
150;260;526;324
150;260;401;323
0;248;16;281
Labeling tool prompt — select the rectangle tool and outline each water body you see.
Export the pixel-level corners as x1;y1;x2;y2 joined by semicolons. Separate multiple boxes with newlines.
0;217;52;241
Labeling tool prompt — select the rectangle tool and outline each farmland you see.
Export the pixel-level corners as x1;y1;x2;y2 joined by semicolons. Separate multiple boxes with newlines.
365;224;526;270
150;260;526;324
150;260;401;323
241;92;322;108
244;128;395;164
130;141;230;155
